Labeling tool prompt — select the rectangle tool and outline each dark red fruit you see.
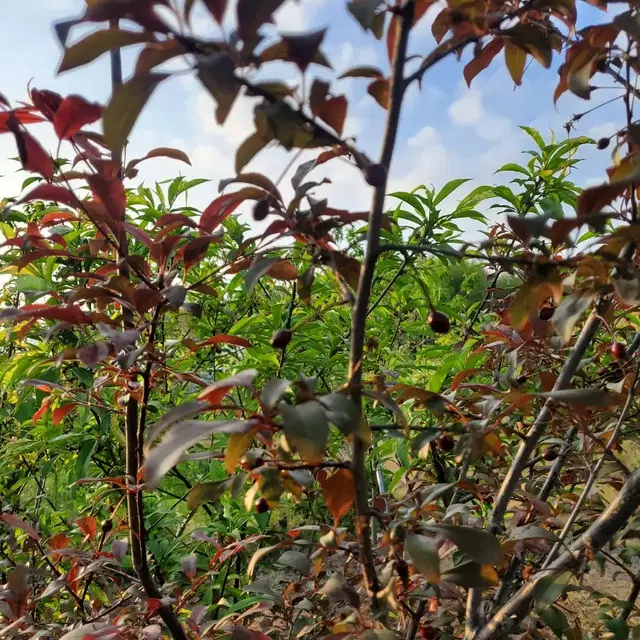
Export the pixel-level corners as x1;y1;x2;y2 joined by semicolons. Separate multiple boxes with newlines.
437;434;455;452
252;199;270;221
271;329;292;349
255;497;269;514
420;627;437;640
543;448;559;461
364;163;387;188
428;309;450;334
611;341;626;360
597;137;610;150
539;306;555;320
517;374;528;385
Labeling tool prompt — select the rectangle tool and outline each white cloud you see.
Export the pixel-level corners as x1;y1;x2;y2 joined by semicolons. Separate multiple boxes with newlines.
448;87;484;126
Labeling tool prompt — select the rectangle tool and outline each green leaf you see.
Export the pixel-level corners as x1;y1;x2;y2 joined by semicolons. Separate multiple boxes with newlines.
533;571;573;609
405;534;440;582
520;126;546;150
495;163;530;176
103;72;169;154
279;400;329;462
433;178;471;206
539;606;568;638
423;524;504;565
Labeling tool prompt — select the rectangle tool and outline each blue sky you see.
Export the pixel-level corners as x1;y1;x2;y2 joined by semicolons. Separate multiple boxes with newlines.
0;0;622;232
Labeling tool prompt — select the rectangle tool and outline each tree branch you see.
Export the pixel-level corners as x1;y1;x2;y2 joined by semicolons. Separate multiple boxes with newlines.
348;0;414;619
473;469;640;640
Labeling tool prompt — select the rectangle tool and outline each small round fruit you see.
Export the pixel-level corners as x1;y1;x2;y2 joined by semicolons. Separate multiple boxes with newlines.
271;329;292;349
428;309;450;334
597;137;610;150
543;448;559;461
364;163;387;188
101;519;113;533
252;199;270;222
255;497;269;514
517;374;528;385
611;341;627;360
437;434;455;452
539;306;555;321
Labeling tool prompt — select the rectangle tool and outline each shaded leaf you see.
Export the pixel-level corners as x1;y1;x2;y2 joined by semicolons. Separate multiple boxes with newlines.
0;513;40;541
423;524;504;565
551;292;594;343
279;400;329;462
318;393;359;435
261;379;291;411
187;478;233;509
282;28;327;72
405;534;440;582
277;550;310;574
103;72;169;154
197;54;241;125
348;0;385;32
367;78;390;109
442;561;499;588
144;419;255;488
198;369;259;405
59;28;151;73
464;38;504;86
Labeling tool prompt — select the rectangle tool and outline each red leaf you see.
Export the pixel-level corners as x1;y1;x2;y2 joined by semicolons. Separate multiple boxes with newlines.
200;188;269;233
8;118;54;180
267;259;297;281
0;108;45;133
53;95;103;139
196;335;252;350
52;403;76;426
181;235;217;270
30;304;92;324
1;513;40;542
40;211;78;226
19;184;81;209
367;78;390;109
76;516;98;541
577;181;628;217
316;95;347;136
318;469;355;525
33;397;52;424
49;533;71;551
30;89;63;120
87;174;126;221
464;38;504;87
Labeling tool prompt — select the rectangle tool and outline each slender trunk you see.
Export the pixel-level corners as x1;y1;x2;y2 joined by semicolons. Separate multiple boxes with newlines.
347;1;414;618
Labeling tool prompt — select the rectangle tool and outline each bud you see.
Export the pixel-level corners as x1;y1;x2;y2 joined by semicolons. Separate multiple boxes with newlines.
428;309;450;334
